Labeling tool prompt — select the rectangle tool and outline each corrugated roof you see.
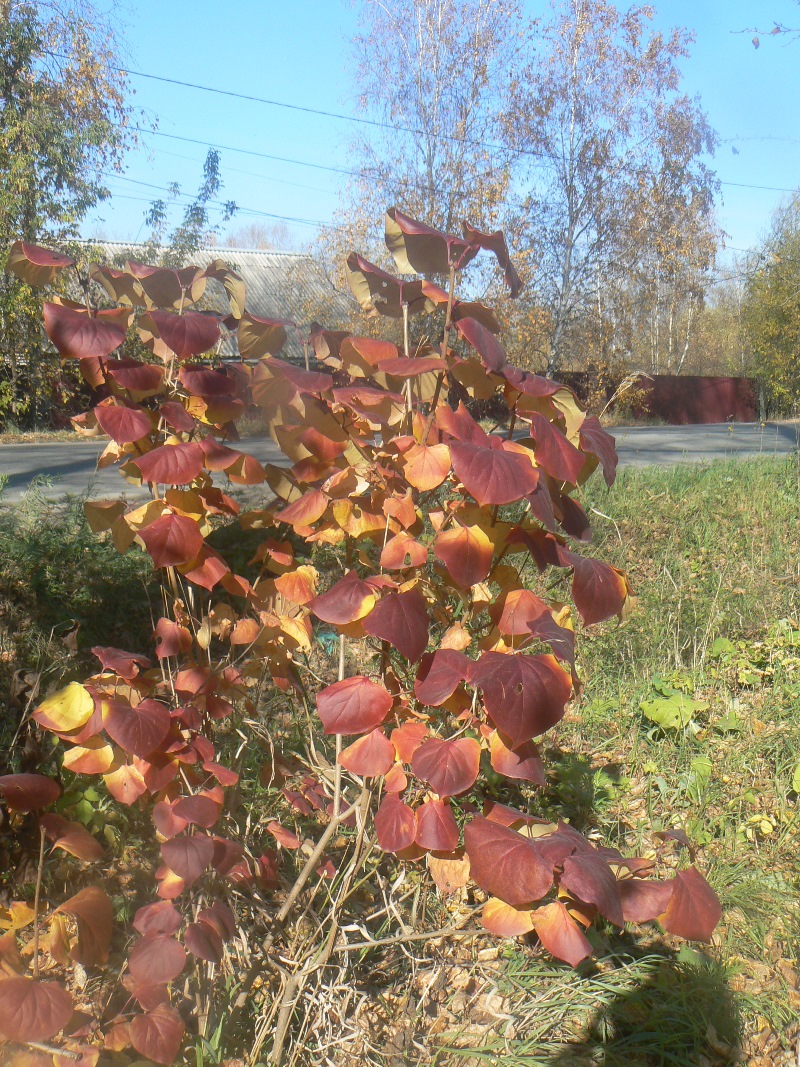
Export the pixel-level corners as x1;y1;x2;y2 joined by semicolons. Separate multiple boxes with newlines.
83;242;352;360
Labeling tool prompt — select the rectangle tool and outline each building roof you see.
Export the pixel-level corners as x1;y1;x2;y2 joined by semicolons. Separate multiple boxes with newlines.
83;242;352;359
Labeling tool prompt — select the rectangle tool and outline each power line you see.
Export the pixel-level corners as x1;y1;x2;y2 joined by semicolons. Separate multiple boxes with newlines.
101;172;344;231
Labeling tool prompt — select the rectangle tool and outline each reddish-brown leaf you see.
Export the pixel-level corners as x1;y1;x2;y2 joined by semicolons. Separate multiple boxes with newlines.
129;935;186;985
464;816;552;908
197;902;236;941
374;793;416;852
470;652;572;747
579;415;618;487
129;1003;185;1065
381;533;426;571
43;302;125;360
455;316;507;372
133;901;182;938
134;442;205;486
659;867;722;942
309;570;376;624
411;737;480;797
145;310;220;361
184;921;223;963
529;413;585;485
103;699;171;757
6;241;74;285
618;878;675;923
40;814;104;862
338;729;395;777
172;794;221;829
362;589;429;663
482;898;535;937
94;402;152;445
316;676;393;735
91;645;150;680
154;618;192;658
450;440;538;506
531;901;593;966
385;208;476;275
415;797;459;851
560;852;624;927
55;887;113;965
462;223;522;297
0;773;61;812
489;732;545;785
160;834;215;885
414;650;471;706
559;549;630;625
0;977;73;1042
434;525;494;588
138;513;203;568
345;252;436;318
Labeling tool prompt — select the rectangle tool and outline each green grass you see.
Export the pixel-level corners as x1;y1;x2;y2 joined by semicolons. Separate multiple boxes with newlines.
444;455;800;1066
0;484;154;751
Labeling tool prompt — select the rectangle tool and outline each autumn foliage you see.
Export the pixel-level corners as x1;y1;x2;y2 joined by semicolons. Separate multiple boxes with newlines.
0;213;721;1065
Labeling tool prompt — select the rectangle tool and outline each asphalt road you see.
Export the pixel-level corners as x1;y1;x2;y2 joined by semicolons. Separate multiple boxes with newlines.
0;422;797;504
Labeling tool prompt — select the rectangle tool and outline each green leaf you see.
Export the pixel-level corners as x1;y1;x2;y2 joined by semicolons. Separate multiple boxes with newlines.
715;709;742;733
709;637;736;659
687;755;713;801
640;693;709;730
791;763;800;794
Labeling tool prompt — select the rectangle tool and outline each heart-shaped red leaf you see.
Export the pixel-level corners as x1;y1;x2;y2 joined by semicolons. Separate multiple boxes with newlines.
129;934;186;985
560;852;624;927
450;440;538;506
91;645;151;680
55;886;114;965
464;816;553;908
579;415;618;487
134;442;205;486
0;976;73;1042
558;549;631;626
489;733;545;785
362;589;429;663
309;570;376;624
455;316;508;372
338;729;395;777
184;921;223;963
414;650;471;706
659;867;722;942
40;814;104;861
129;1003;185;1065
415;797;459;851
316;676;393;735
411;737;480;797
104;698;171;757
470;652;572;747
0;773;61;812
529;413;586;485
172;794;220;829
138;513;204;568
6;241;74;285
531;901;593;966
43;302;125;360
94;402;153;445
133;901;183;937
161;833;215;885
145;310;220;361
374;793;416;853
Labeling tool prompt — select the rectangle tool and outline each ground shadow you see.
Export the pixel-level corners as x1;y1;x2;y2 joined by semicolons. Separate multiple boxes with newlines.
538;946;742;1067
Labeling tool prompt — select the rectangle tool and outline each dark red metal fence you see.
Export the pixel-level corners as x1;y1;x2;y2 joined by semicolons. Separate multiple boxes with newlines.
562;373;759;424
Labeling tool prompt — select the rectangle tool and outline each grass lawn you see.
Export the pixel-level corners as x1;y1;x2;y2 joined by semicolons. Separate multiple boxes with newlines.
1;456;798;1066
432;456;800;1067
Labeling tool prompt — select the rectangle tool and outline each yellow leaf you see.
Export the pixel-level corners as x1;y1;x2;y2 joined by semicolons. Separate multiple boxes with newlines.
0;901;36;930
33;682;94;732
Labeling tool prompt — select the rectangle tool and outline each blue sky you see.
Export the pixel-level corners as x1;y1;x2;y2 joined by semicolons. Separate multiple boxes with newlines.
85;0;800;263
